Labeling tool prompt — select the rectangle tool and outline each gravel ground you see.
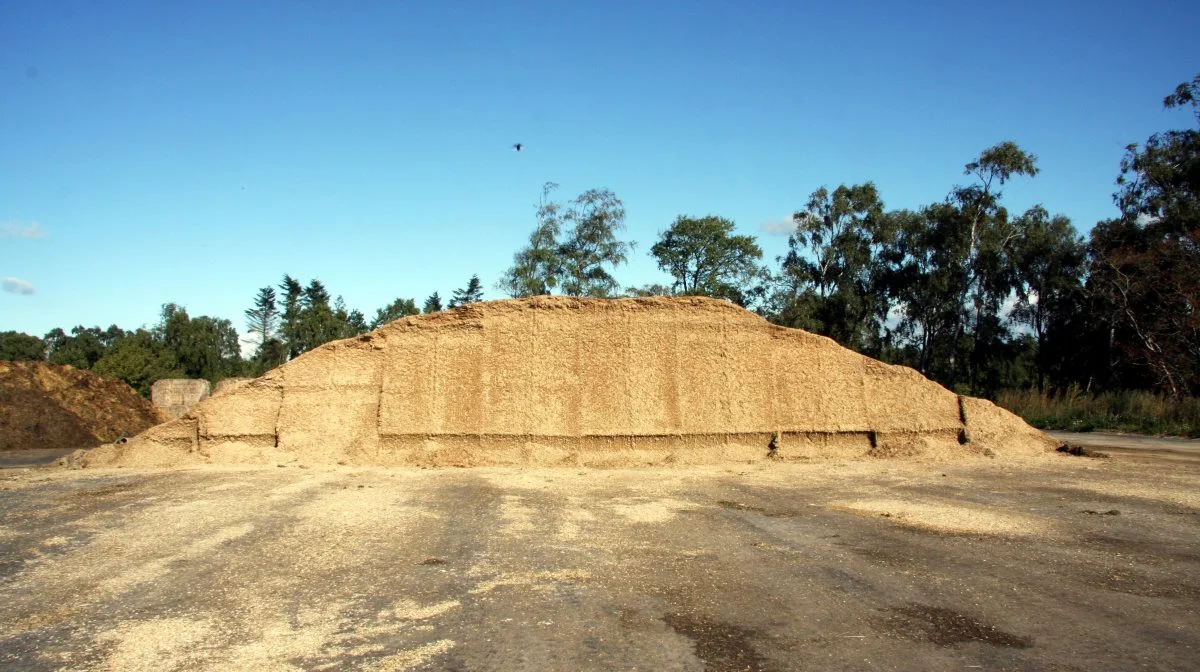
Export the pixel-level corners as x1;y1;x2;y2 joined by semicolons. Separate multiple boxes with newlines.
0;450;1197;671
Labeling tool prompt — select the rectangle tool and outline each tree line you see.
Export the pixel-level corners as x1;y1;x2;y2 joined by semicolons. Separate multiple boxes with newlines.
0;274;486;396
241;273;484;371
2;76;1196;401
496;76;1198;399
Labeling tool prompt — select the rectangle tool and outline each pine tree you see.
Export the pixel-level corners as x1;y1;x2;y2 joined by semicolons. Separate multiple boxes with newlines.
372;297;420;328
423;292;444;313
295;281;340;353
278;275;304;360
450;275;484;307
244;287;279;353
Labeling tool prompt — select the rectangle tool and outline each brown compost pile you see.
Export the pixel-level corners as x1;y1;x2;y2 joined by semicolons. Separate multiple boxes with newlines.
0;360;167;451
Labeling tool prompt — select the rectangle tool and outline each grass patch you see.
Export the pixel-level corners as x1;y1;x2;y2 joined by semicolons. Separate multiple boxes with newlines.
997;388;1200;438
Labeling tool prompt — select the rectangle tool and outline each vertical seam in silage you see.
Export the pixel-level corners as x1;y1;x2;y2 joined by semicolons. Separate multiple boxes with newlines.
480;319;490;435
375;355;385;442
957;395;971;444
860;360;871;436
767;333;776;436
624;309;632;436
436;328;446;432
272;382;283;449
667;315;680;433
721;318;731;434
371;354;383;460
570;309;581;439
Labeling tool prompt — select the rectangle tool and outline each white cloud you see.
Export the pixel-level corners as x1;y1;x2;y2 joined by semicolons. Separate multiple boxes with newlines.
759;215;796;236
2;277;35;295
238;336;258;359
0;221;47;239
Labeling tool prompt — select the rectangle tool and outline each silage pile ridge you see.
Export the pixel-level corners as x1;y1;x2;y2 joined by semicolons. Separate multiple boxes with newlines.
0;360;168;451
81;296;1057;468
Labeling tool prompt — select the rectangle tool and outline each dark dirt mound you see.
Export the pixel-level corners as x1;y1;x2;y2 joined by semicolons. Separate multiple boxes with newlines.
1057;443;1109;458
0;360;167;451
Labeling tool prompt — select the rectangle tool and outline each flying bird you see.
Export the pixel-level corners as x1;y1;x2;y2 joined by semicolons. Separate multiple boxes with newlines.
512;143;524;152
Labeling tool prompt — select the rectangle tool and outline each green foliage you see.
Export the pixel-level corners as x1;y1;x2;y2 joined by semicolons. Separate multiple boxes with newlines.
335;297;369;338
450;275;484;307
763;143;1081;398
997;388;1200;437
244;286;279;353
775;183;895;353
500;184;633;298
372;297;420;328
284;281;346;352
650;215;764;306
1085;74;1200;397
423;292;444;313
1117;73;1199;230
624;283;675;297
0;331;45;360
942;142;1039;388
1009;207;1086;390
303;279;330;308
1088;215;1199;397
559;188;632;297
1164;74;1200;115
293;281;339;353
44;325;127;369
278;274;305;360
964;141;1039;188
92;329;182;397
883;207;957;373
264;275;373;358
498;182;565;297
251;338;288;376
33;310;242;393
158;304;242;382
244;285;286;374
47;326;101;369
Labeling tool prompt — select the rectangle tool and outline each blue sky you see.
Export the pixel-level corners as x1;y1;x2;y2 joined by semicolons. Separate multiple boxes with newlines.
2;0;1197;340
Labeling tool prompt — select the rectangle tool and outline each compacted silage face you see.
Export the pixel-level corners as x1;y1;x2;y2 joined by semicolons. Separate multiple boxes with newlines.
84;297;1055;467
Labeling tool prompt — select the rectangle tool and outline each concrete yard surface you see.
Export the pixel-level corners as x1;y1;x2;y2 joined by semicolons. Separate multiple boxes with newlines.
1049;431;1200;462
1;453;1197;671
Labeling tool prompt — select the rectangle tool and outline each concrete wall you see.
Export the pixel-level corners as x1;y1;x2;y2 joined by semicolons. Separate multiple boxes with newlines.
151;379;211;420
